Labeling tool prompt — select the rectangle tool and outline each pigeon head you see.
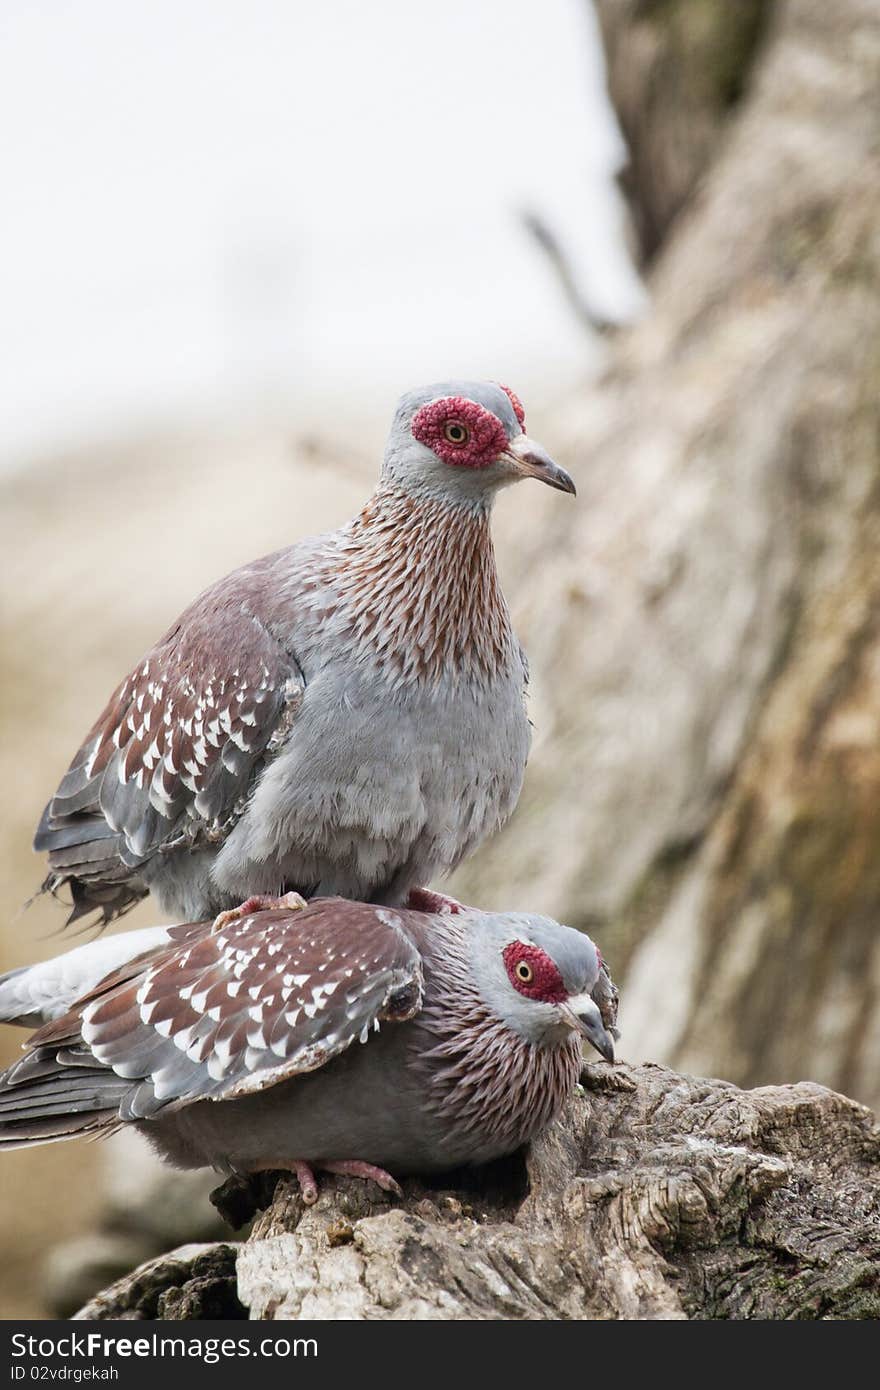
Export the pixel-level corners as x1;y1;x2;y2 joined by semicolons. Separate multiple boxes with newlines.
382;380;576;505
466;910;614;1060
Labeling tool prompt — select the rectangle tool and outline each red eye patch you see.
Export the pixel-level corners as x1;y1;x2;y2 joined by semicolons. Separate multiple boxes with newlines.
411;396;508;469
498;384;526;431
502;941;566;1004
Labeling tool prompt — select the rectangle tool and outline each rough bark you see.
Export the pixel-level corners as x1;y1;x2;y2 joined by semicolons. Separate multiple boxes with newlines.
73;1245;244;1322
73;1063;880;1321
594;0;772;262
452;0;880;1111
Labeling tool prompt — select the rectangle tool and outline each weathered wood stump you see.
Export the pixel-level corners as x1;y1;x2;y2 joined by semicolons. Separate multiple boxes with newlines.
74;1062;880;1320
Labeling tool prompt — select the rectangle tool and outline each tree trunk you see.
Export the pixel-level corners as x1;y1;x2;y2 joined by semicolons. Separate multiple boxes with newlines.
594;0;772;262
452;0;880;1111
73;1064;880;1320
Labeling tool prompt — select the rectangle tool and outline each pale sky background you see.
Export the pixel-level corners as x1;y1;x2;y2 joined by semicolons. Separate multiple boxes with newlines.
0;0;643;469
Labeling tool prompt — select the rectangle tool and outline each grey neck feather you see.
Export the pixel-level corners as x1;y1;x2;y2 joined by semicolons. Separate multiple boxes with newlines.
379;447;501;513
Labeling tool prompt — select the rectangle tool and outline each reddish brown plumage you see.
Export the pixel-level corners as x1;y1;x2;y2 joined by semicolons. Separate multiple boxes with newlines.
83;605;295;815
29;900;423;1116
332;484;516;686
35;561;306;920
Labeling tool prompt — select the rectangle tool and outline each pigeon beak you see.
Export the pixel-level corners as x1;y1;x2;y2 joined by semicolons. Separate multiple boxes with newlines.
560;994;615;1063
502;435;577;495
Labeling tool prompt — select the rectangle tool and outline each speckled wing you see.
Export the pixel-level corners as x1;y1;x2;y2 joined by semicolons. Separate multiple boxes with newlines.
34;570;305;920
0;901;423;1139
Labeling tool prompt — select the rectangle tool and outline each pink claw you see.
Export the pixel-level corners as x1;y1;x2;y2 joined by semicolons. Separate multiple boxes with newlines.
319;1159;402;1196
241;1157;320;1204
245;1156;401;1204
211;891;307;933
292;1160;319;1205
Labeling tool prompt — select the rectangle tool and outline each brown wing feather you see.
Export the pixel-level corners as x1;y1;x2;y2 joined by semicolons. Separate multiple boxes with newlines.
9;900;423;1133
35;560;306;920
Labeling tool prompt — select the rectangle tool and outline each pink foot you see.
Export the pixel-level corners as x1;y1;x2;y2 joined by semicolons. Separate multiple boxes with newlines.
211;891;308;934
319;1159;402;1197
244;1157;320;1204
406;887;466;916
246;1157;402;1204
292;1159;319;1204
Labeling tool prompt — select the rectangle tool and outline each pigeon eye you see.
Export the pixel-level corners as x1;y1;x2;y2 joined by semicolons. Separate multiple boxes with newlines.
515;960;533;983
444;421;469;445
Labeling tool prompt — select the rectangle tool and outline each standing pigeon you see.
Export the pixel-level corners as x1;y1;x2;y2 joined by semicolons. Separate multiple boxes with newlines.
34;382;575;927
0;896;615;1198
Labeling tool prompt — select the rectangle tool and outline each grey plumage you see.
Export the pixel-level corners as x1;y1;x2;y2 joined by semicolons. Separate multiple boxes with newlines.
34;381;575;926
0;898;615;1191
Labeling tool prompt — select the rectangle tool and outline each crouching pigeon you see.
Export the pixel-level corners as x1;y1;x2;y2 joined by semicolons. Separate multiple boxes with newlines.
0;895;615;1201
